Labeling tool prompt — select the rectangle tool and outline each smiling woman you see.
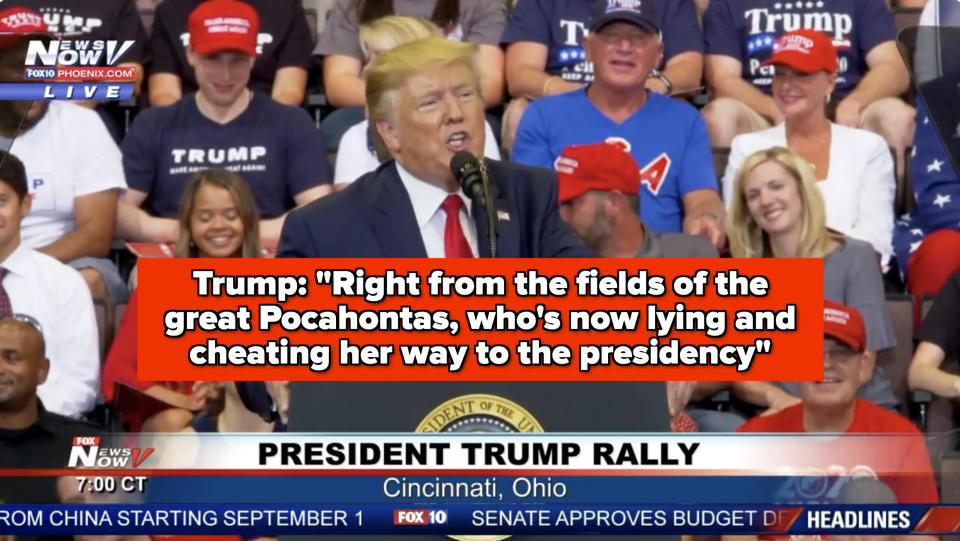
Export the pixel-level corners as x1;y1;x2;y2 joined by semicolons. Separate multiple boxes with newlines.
716;145;898;424
174;168;262;259
102;168;264;433
721;29;895;265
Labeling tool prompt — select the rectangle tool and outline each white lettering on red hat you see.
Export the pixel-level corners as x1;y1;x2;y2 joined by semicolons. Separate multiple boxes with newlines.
205;16;250;35
554;155;579;174
824;307;849;325
2;12;45;29
774;34;815;55
606;0;643;12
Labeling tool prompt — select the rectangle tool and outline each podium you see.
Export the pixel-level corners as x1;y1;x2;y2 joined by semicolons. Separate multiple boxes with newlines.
287;381;676;541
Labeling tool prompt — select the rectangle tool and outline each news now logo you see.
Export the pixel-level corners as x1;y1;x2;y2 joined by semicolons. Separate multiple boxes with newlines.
393;509;448;526
67;436;155;469
23;40;136;82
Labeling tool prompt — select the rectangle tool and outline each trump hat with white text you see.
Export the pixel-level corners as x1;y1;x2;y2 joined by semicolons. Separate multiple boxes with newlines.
188;0;260;57
761;29;837;74
555;142;641;203
823;299;866;352
0;7;52;49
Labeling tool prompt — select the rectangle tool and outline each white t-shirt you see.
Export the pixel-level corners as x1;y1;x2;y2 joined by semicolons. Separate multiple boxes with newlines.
722;122;895;263
11;101;127;249
334;119;502;184
1;244;100;418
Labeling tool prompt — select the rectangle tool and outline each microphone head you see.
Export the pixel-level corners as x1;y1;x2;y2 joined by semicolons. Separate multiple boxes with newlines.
450;151;478;178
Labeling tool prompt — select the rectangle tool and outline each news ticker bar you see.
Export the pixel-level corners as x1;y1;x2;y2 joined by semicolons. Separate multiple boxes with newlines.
0;504;953;535
0;83;134;100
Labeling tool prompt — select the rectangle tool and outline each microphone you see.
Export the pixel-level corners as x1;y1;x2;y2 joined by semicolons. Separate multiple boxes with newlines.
449;151;497;257
450;151;487;207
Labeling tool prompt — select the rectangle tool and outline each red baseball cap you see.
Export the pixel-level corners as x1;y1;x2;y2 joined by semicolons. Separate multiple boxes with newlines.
761;29;837;74
555;142;641;203
188;0;260;56
0;7;52;48
823;299;866;352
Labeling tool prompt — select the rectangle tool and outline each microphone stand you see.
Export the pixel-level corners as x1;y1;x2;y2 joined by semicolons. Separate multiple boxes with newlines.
478;157;497;258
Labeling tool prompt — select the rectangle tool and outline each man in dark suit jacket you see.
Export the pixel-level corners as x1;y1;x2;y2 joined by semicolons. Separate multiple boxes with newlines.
277;36;591;259
278;159;589;258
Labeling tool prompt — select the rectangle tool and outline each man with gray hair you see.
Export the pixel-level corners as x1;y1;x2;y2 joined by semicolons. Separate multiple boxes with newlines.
511;0;725;252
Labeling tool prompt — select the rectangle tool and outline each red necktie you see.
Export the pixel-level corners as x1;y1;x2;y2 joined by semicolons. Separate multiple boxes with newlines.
441;195;474;258
0;268;10;319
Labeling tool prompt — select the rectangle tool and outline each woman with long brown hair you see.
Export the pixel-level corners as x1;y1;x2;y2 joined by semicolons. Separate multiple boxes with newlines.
102;169;263;432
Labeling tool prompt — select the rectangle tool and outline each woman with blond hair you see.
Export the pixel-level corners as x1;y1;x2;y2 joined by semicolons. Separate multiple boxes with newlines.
721;29;895;266
690;147;896;431
333;15;500;185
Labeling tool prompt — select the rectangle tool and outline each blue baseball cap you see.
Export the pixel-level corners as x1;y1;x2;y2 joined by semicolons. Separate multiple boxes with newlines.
588;0;660;34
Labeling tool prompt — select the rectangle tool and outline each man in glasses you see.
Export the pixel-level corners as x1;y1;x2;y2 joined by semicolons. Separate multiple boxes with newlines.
0;314;99;505
735;300;939;511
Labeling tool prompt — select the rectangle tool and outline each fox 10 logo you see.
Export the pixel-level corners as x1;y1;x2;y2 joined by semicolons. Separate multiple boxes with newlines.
394;509;449;526
67;436;155;469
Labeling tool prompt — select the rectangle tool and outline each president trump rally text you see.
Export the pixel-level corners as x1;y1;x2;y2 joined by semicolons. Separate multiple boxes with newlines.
259;441;700;467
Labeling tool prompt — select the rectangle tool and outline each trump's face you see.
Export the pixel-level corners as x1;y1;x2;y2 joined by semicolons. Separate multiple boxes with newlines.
377;62;485;188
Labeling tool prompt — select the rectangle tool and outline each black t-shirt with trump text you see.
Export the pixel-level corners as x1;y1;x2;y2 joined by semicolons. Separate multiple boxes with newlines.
3;0;147;64
148;0;313;94
121;92;331;219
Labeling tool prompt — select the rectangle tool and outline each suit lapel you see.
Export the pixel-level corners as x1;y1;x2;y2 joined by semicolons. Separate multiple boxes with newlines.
473;161;520;258
368;163;428;258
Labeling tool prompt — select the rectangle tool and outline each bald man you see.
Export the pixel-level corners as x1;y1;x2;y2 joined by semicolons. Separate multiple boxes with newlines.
0;314;99;504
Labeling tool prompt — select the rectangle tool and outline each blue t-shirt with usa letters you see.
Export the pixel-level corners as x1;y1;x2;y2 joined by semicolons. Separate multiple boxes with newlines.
501;0;704;85
511;89;717;234
122;93;331;219
704;0;896;98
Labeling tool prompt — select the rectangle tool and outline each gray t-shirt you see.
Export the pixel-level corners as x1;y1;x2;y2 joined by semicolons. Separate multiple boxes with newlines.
775;237;898;408
635;228;719;258
315;0;507;58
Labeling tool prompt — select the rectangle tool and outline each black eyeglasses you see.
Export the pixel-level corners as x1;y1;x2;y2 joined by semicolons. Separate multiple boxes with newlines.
9;313;42;335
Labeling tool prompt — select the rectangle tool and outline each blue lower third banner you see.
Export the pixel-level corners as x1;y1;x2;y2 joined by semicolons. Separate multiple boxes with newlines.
0;83;134;100
142;475;843;504
0;504;946;536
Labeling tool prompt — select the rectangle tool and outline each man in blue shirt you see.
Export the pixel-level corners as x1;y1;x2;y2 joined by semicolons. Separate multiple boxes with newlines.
512;0;725;249
500;0;704;154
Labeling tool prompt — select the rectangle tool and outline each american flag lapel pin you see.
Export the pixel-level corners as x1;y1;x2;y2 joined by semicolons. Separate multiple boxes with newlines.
497;210;511;221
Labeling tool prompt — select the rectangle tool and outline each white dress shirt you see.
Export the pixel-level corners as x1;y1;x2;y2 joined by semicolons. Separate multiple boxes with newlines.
2;243;99;418
722;122;895;264
395;162;479;258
